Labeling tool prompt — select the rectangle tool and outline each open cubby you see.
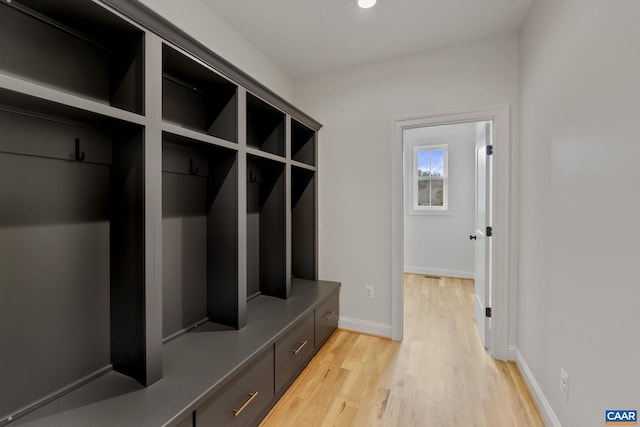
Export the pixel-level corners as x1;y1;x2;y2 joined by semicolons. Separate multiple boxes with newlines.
246;93;285;157
162;45;238;142
247;155;286;300
0;0;144;114
291;119;316;166
291;167;317;281
162;133;239;339
0;93;145;420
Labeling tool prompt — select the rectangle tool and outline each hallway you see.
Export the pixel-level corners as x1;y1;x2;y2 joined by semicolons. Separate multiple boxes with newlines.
261;274;544;426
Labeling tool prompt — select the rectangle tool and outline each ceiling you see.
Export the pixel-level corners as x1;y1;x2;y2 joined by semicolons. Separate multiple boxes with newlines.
202;0;534;77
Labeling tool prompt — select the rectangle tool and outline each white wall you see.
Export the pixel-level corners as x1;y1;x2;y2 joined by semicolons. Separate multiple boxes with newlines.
518;1;640;425
403;123;476;278
294;34;519;337
137;0;294;101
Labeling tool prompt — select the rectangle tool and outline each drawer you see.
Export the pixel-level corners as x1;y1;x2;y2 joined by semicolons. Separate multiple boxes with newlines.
315;292;339;347
195;348;274;427
274;312;315;393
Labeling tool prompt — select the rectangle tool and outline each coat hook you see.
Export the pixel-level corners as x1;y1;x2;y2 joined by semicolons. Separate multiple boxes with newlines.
190;158;198;175
75;138;85;161
248;170;261;183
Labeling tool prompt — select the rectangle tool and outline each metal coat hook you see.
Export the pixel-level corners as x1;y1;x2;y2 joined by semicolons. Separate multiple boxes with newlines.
189;158;198;175
75;138;85;161
248;169;261;183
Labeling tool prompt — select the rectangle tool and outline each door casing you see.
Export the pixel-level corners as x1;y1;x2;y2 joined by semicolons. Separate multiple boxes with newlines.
391;105;511;360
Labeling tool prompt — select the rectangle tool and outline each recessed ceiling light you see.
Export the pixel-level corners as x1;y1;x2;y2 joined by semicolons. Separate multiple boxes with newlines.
357;0;376;9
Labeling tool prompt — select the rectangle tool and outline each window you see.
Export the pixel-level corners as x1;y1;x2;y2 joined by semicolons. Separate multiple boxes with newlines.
413;145;448;211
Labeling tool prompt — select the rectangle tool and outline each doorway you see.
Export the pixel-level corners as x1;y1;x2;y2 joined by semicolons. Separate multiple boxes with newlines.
391;105;511;360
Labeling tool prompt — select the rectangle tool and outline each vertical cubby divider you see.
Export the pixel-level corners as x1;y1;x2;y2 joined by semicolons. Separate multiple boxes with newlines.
110;123;147;383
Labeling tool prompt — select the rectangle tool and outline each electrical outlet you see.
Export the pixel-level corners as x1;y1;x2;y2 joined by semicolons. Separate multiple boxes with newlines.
364;285;375;299
560;368;569;400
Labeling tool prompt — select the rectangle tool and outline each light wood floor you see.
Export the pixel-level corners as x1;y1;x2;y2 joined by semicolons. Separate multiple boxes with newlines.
261;274;544;427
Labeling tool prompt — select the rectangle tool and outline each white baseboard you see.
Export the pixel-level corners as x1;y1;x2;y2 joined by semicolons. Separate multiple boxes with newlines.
508;345;517;361
338;316;392;338
404;266;474;279
514;347;562;427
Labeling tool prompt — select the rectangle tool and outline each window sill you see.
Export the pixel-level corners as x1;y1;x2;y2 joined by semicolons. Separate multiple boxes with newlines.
408;209;453;216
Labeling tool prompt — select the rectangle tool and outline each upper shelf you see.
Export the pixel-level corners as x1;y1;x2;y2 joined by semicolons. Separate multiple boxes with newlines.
291;118;316;166
162;44;238;144
0;0;145;115
246;93;285;158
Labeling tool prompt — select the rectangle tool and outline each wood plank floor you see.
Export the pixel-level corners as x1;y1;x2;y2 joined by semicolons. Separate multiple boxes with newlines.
261;274;544;427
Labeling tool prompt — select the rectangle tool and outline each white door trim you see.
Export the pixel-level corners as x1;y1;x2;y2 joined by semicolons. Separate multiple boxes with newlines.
391;105;511;360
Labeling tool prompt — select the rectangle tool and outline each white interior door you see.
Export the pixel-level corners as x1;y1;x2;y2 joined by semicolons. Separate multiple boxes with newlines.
473;122;493;350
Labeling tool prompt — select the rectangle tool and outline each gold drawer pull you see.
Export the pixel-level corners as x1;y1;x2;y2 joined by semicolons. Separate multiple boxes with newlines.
292;340;308;355
232;391;258;417
324;311;336;320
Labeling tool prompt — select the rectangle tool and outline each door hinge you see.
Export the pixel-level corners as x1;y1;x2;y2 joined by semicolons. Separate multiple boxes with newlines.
486;307;492;318
486;145;493;156
486;226;493;237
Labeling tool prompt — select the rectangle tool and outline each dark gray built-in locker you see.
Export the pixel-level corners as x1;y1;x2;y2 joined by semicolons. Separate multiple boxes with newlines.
0;0;337;425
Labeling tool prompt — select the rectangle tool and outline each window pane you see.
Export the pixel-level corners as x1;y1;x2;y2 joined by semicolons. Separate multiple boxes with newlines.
417;149;445;177
418;180;431;206
430;150;444;177
431;179;444;206
417;151;431;177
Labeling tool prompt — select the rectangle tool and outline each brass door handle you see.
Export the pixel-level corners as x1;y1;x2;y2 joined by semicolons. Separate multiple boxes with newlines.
323;311;336;320
292;340;308;355
232;392;258;417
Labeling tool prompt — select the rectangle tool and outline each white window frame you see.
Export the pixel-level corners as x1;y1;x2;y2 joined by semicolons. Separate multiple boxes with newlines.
412;144;448;212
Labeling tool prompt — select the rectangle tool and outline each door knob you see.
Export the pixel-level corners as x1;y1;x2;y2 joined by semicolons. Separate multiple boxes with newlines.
469;235;477;240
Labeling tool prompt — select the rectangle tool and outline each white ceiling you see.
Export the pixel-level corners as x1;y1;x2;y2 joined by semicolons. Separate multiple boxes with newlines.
202;0;534;77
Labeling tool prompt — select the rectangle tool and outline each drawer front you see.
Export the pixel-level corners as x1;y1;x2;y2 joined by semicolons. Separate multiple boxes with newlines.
195;348;274;427
315;292;339;348
274;313;315;393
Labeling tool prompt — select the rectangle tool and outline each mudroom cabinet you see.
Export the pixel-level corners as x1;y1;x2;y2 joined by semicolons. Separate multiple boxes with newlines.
0;1;339;426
